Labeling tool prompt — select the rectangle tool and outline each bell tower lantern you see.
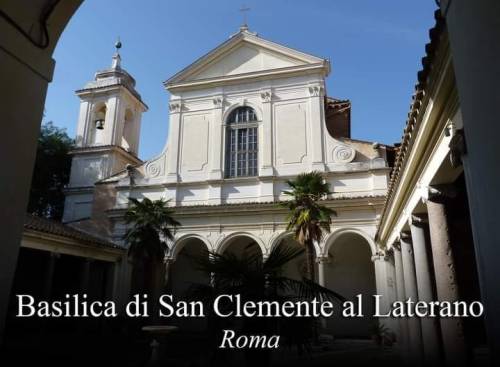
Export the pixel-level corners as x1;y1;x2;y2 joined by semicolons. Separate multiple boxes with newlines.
63;40;148;222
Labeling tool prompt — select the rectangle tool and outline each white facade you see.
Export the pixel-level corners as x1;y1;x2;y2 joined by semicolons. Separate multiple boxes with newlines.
65;27;394;337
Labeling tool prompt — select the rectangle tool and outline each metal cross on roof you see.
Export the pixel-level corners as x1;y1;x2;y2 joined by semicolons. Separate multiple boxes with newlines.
239;4;251;27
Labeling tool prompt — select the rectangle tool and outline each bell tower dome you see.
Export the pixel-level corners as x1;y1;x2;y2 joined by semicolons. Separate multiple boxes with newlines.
63;40;148;222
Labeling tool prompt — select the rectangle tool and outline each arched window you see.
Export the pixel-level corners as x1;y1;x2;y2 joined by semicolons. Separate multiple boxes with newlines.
225;106;258;178
89;105;106;145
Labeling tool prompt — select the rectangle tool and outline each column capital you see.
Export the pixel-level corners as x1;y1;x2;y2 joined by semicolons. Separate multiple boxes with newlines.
371;251;388;262
316;255;331;264
427;184;458;203
391;240;402;251
212;96;224;109
447;125;466;169
409;213;429;226
163;256;175;265
399;230;412;242
307;84;325;97
168;101;183;113
260;90;272;103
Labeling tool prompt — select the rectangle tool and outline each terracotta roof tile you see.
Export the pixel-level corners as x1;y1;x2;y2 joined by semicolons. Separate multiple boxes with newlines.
24;214;120;249
377;10;446;236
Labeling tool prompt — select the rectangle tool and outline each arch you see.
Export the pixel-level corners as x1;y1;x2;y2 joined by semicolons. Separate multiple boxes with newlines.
88;103;107;145
324;228;377;256
216;232;267;256
169;234;211;332
269;231;321;257
170;234;212;261
323;227;377;338
222;101;263;123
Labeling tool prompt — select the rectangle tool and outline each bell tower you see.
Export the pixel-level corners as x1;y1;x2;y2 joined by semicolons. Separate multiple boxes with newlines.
63;40;148;222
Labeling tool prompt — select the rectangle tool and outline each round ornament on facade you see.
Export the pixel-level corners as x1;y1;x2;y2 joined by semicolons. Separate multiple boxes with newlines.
333;145;356;163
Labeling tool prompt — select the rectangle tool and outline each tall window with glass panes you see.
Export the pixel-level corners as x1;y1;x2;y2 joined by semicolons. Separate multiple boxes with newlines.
225;107;258;178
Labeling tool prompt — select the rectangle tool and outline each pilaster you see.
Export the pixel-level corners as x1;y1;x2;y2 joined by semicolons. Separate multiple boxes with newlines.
165;101;182;183
308;84;326;171
209;96;224;180
260;89;274;176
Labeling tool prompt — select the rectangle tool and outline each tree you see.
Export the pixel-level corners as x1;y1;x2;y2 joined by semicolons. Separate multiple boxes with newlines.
188;244;345;363
27;121;74;220
281;171;336;282
124;198;180;309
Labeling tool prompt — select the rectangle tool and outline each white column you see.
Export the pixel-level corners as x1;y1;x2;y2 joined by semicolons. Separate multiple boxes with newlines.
259;89;273;176
393;245;410;355
372;252;391;316
165;101;182;184
316;255;329;288
400;232;424;365
308;84;326;171
409;214;442;365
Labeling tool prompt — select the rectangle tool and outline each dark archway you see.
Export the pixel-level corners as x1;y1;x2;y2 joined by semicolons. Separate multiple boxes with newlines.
219;234;263;260
273;233;313;281
324;232;376;338
169;237;210;331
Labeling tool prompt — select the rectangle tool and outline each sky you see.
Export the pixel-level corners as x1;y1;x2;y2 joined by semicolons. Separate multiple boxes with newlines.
44;0;438;161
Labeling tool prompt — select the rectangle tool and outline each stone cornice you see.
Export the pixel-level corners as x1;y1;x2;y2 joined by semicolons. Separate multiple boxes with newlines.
69;145;142;165
75;82;148;110
107;195;386;219
165;63;329;92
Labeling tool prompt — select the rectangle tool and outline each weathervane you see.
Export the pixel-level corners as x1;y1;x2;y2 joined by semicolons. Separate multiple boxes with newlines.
239;4;250;30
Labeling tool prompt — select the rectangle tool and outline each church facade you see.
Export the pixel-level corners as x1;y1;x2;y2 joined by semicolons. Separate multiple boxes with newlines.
63;26;396;337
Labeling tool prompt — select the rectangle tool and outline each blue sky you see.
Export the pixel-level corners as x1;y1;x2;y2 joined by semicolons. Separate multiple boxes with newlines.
45;0;437;160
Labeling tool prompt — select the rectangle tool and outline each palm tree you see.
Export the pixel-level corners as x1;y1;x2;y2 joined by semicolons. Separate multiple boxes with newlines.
281;171;336;282
187;244;345;362
124;197;180;305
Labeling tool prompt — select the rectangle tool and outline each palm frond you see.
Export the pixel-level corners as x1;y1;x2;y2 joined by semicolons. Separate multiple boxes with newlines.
276;277;346;304
123;197;181;263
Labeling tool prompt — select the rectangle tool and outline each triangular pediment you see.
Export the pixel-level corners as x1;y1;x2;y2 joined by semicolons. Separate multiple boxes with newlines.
165;30;329;88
